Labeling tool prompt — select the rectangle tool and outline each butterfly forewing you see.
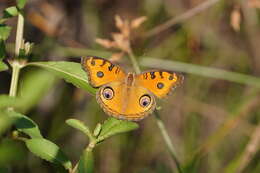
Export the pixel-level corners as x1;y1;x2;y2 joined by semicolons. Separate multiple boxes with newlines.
135;70;184;98
81;56;126;87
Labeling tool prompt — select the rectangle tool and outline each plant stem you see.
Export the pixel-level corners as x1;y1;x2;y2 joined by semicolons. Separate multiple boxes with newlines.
127;49;182;173
128;49;141;74
15;13;24;56
71;163;78;173
9;61;21;97
8;11;25;106
154;111;183;173
71;141;95;173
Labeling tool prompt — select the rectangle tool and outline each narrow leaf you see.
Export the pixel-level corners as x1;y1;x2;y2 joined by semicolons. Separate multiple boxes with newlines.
17;69;56;112
182;155;200;173
97;118;138;142
3;6;19;18
0;26;12;40
78;150;94;173
223;154;242;173
66;119;93;139
0;95;20;108
0;111;14;135
16;0;27;9
0;61;8;72
25;138;72;170
0;139;26;164
0;40;6;59
93;123;102;137
26;61;96;94
6;110;43;138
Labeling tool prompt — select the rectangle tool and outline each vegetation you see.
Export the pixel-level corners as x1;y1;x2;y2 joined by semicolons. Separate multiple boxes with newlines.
0;0;259;173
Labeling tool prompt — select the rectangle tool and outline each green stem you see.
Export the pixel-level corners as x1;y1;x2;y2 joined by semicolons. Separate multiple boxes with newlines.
71;141;96;173
71;163;78;173
9;61;21;97
84;127;96;142
128;49;141;74
127;49;183;173
9;12;25;100
154;111;183;173
8;10;25;98
15;13;24;56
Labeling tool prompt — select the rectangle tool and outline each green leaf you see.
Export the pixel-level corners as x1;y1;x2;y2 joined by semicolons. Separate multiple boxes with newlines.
0;61;8;72
26;61;96;94
93;123;102;137
66;119;93;139
0;95;20;108
0;40;6;59
0;139;26;165
0;111;14;135
182;155;200;173
223;152;243;173
25;138;72;170
97;118;138;142
6;110;43;138
3;6;19;18
0;25;12;40
78;150;94;173
17;69;56;112
16;0;27;9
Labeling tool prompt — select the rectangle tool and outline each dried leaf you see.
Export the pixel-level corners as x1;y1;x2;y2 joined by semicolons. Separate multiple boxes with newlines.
230;6;241;32
27;12;56;36
109;52;125;62
112;33;130;52
115;15;124;30
131;16;147;29
95;38;116;49
248;0;260;8
121;19;130;38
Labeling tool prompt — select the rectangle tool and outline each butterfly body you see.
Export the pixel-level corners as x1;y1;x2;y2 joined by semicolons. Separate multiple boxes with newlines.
81;56;183;121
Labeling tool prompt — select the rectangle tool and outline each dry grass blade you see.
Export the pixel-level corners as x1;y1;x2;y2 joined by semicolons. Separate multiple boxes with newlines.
194;95;260;159
145;0;221;37
236;125;260;173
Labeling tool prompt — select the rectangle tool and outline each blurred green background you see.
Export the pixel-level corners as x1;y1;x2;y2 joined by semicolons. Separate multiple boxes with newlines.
0;0;260;172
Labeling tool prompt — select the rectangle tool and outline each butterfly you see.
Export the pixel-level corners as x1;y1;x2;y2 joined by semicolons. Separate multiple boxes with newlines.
81;56;184;121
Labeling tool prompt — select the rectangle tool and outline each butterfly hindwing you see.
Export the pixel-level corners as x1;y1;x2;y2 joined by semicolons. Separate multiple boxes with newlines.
96;81;156;121
81;56;126;87
135;70;184;98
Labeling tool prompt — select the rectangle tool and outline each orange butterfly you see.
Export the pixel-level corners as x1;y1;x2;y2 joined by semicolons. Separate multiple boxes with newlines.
81;56;183;121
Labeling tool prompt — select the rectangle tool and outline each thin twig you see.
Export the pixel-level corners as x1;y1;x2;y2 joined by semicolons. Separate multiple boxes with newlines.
145;0;221;38
71;141;95;173
71;163;78;173
128;49;141;74
127;49;183;173
154;111;183;173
